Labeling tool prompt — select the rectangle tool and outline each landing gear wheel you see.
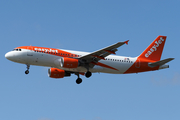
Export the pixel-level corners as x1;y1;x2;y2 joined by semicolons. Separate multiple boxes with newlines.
76;78;82;84
85;71;92;78
25;70;29;74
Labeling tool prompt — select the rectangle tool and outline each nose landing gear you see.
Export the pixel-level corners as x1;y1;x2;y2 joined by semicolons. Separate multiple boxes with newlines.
25;65;30;74
25;70;29;74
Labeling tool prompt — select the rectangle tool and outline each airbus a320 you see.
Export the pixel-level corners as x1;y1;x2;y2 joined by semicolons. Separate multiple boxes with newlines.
5;36;174;84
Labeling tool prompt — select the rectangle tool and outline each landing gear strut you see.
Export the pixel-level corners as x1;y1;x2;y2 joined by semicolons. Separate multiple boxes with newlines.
25;65;30;74
75;73;82;84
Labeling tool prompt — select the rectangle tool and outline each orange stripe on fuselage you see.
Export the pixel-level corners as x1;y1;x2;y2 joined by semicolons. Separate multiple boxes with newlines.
16;46;80;58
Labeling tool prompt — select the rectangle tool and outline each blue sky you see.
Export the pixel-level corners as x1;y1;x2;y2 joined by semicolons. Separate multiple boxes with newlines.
1;0;180;120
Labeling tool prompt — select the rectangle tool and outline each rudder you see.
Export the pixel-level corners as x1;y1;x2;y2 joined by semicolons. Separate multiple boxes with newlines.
138;36;167;61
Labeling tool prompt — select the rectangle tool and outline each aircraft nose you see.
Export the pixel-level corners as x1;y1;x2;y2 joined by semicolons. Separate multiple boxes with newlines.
5;52;14;61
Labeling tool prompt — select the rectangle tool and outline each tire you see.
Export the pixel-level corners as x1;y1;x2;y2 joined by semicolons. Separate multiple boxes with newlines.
85;71;92;78
25;70;29;74
76;78;82;84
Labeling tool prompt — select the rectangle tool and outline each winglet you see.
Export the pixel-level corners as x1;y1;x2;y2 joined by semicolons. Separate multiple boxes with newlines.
124;40;129;45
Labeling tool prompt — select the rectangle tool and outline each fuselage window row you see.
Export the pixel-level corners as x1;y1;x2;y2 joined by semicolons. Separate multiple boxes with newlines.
105;58;133;63
34;50;82;57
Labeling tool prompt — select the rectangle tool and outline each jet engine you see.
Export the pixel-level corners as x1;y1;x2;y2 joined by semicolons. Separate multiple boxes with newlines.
48;68;70;78
60;57;79;68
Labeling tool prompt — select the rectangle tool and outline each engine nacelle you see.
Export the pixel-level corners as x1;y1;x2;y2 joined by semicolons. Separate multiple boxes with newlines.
60;57;79;68
48;68;70;78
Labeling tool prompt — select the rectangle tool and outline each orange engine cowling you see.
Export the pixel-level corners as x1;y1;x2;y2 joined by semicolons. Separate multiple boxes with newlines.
48;68;70;78
60;57;79;68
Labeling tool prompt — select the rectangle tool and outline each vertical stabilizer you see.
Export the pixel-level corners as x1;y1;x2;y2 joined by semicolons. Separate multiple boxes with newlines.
138;36;167;61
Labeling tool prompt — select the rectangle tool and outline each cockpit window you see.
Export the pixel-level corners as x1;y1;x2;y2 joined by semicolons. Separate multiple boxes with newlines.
13;49;22;51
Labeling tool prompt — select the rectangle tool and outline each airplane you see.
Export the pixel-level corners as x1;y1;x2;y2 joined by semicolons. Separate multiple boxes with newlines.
5;36;174;84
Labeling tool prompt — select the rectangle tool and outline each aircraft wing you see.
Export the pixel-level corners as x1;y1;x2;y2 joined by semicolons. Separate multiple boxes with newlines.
79;40;129;66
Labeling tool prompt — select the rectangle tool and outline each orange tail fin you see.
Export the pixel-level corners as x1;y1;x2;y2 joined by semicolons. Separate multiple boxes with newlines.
138;36;167;61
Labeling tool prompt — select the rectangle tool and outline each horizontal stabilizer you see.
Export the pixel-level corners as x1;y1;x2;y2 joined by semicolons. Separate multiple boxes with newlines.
148;58;174;67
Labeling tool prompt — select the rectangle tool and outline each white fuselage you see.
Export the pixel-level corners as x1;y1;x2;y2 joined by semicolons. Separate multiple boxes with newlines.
5;48;137;74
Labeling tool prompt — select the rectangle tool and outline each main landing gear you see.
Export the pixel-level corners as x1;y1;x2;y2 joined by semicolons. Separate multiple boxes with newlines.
75;73;82;84
85;71;92;78
25;64;30;74
76;78;82;84
75;71;92;84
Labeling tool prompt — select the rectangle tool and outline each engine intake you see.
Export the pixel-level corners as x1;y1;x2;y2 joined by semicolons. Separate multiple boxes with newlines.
60;57;79;68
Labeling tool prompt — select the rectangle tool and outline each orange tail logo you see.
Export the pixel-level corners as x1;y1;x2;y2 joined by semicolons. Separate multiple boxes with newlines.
138;36;167;61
